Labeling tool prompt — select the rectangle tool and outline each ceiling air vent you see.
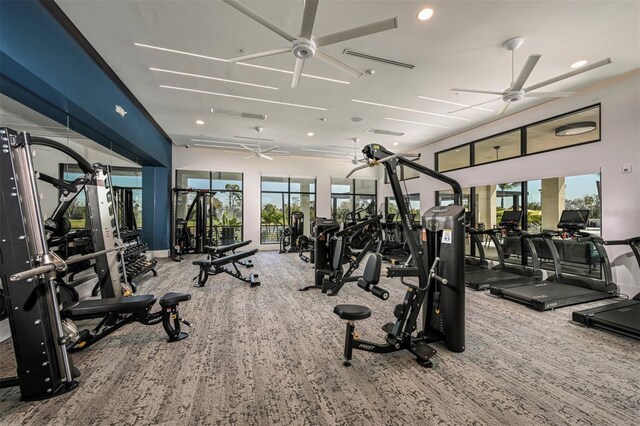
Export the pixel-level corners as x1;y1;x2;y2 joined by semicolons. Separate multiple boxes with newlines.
210;108;267;121
364;128;405;137
343;49;415;69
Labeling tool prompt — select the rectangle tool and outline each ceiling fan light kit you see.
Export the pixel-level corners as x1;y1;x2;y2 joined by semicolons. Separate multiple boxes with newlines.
222;0;398;88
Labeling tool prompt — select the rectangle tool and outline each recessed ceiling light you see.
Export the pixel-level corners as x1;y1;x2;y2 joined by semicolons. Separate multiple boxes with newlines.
307;132;314;136
418;96;494;112
160;85;327;111
352;99;469;121
351;117;363;122
384;117;451;129
393;142;399;146
570;60;588;69
135;43;350;85
417;7;434;21
196;120;205;125
150;68;278;90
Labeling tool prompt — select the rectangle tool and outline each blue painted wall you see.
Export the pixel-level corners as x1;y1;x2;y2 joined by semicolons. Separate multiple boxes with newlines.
0;1;173;249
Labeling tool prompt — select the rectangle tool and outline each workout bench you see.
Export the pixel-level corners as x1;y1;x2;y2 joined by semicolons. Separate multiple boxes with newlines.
193;247;260;287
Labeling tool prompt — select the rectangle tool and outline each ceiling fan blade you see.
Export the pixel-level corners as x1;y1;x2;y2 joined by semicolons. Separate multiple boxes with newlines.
315;17;398;47
496;102;510;116
259;153;274;160
315;49;363;79
222;0;297;42
524;57;612;92
451;88;504;96
242;154;255;159
299;0;319;39
239;143;254;151
291;58;305;88
524;91;575;98
261;145;279;154
511;54;541;91
228;48;290;63
448;97;503;114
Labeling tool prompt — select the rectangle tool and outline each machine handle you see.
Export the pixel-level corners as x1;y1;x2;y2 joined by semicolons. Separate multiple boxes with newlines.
10;246;125;281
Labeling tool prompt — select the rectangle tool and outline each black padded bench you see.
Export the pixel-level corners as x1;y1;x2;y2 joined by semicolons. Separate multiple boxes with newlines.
193;248;260;287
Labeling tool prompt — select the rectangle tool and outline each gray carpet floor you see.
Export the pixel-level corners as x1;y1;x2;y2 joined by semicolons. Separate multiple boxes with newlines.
1;251;638;426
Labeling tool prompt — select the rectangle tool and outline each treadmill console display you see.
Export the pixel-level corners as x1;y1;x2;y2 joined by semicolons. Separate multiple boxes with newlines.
557;209;590;230
499;210;523;229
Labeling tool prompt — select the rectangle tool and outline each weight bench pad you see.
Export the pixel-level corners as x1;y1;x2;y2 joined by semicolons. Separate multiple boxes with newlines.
160;292;191;307
192;259;211;266
205;240;252;254
333;304;372;321
62;295;157;318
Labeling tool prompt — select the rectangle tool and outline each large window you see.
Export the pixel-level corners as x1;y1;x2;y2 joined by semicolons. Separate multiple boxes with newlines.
175;170;244;243
331;178;377;223
61;165;142;229
437;173;602;277
261;177;316;244
435;104;601;172
385;194;420;222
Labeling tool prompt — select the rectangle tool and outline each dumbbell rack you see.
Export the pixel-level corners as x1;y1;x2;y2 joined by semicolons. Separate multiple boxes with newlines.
120;228;158;288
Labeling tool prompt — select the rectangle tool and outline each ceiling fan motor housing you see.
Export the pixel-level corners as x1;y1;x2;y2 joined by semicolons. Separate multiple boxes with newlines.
292;37;317;59
504;90;525;102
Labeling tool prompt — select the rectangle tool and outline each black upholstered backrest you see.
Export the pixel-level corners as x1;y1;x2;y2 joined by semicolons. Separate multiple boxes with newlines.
362;253;382;285
332;237;345;271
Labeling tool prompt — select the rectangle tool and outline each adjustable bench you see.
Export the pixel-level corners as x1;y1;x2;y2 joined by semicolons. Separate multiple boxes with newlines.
193;248;260;287
204;240;254;268
61;292;191;351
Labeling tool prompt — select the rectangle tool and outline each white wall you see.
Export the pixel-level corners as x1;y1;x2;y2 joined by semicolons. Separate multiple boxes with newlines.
380;70;640;295
172;148;380;250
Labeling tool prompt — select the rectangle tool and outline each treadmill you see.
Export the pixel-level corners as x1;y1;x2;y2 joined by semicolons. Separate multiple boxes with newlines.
465;211;543;291
493;210;618;311
572;236;640;339
465;213;492;273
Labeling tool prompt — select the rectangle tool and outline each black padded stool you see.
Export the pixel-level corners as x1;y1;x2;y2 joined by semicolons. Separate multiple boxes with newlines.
334;304;371;366
159;292;191;342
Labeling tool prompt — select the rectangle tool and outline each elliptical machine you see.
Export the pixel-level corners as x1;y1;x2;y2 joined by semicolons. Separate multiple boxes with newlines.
332;144;466;368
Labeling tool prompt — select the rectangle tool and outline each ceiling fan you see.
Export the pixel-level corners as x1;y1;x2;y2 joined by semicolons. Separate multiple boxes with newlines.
329;138;367;165
222;0;398;88
241;127;278;160
449;37;612;115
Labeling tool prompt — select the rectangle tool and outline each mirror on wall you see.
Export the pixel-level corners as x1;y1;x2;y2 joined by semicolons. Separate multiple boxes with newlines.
526;105;600;154
474;130;521;166
436;145;470;172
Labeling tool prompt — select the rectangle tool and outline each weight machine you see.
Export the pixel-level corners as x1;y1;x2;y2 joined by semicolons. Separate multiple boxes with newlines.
333;144;465;368
0;128;190;401
171;187;217;260
279;211;306;253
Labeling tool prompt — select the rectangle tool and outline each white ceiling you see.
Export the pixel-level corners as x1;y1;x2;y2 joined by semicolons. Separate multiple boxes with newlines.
56;0;640;159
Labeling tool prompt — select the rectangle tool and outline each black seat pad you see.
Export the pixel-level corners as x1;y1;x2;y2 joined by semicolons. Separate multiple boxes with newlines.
193;259;211;266
160;292;191;307
62;294;157;319
334;304;371;321
205;240;251;254
211;249;259;267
